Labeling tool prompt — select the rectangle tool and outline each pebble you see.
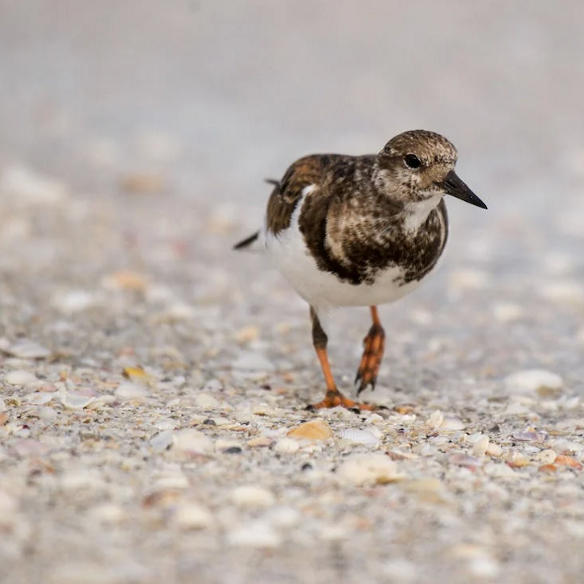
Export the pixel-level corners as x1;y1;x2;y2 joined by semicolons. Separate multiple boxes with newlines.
114;382;149;402
174;503;213;530
439;415;465;432
227;521;282;548
505;369;563;393
232;352;275;372
287;419;333;441
2;339;51;359
427;410;444;429
4;370;39;386
172;429;214;455
337;428;380;446
230;485;275;508
337;454;404;486
274;437;301;453
194;392;220;410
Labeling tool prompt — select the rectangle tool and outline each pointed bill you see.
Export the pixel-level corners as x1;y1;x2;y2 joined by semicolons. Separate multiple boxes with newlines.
440;170;487;209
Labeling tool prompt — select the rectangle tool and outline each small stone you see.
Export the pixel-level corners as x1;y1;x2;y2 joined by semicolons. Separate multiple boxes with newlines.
4;370;38;386
247;436;274;448
555;454;583;469
150;430;174;451
114;382;149;402
173;429;214;455
505;370;563;393
337;428;380;446
61;392;96;410
232;352;275;372
231;486;275;509
194;392;220;410
448;453;482;469
287;419;333;441
174;503;213;530
227;521;282;548
274;437;301;453
2;339;51;359
337;454;404;486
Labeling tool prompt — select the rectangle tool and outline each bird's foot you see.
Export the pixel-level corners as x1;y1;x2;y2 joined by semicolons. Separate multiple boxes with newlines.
307;389;375;411
355;323;385;395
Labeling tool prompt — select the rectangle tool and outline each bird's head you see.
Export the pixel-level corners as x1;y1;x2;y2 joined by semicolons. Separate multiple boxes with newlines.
375;130;487;210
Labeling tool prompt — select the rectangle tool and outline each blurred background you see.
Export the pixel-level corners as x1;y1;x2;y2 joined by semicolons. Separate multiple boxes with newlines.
3;3;584;582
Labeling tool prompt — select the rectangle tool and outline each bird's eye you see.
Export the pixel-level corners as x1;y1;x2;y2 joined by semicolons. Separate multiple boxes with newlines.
404;154;421;169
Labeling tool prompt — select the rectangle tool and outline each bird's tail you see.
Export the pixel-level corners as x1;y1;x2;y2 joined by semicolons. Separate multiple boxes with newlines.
233;230;261;251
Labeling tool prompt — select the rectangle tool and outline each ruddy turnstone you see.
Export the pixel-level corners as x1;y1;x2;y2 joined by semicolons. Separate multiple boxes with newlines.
235;130;487;410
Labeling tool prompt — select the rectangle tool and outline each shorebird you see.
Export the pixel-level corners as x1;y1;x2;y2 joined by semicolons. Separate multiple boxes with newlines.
235;130;487;410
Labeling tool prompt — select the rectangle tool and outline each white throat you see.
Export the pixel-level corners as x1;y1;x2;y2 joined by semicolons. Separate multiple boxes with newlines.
403;195;443;233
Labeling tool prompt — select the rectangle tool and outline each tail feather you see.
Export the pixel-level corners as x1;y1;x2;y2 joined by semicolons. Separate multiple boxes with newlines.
233;230;260;250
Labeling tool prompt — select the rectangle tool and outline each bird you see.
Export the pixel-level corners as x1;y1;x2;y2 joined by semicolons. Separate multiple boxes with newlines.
234;130;487;410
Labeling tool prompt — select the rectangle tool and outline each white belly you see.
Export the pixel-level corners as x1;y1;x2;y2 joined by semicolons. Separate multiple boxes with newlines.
264;197;424;309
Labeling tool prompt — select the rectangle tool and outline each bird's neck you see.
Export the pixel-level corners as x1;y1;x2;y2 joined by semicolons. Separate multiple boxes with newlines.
401;195;444;233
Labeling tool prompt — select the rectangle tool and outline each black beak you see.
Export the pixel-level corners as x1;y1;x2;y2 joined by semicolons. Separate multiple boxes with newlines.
440;170;487;209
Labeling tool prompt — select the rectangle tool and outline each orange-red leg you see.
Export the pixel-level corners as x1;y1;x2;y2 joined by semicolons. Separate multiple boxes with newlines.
355;306;385;395
307;307;375;411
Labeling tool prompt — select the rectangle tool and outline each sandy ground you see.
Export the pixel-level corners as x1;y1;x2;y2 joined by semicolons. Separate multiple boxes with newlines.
1;2;584;583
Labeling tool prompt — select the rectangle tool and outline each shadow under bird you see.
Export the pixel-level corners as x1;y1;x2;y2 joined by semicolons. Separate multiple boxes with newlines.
235;130;487;410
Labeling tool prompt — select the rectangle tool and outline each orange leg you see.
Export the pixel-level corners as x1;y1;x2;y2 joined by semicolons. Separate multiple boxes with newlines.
307;307;375;411
355;306;385;395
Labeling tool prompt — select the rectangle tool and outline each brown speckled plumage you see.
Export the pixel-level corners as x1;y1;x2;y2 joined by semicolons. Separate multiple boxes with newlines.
234;130;486;410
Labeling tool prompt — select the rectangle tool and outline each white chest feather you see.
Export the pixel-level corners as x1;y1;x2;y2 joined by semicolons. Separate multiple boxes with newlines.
264;191;429;309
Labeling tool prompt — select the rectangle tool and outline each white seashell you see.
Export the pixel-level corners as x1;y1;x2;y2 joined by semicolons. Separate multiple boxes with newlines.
504;369;563;393
114;382;149;401
230;486;275;509
150;430;174;451
337;454;404;485
3;339;51;359
273;437;300;454
232;352;275;372
26;392;54;405
472;436;490;457
511;430;548;443
61;392;96;410
4;370;38;386
338;428;380;446
194;392;220;410
227;521;282;548
427;410;444;429
172;429;213;455
174;503;213;530
439;416;465;431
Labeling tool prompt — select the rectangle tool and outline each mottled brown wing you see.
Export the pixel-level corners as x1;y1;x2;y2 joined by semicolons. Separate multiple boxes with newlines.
266;155;343;236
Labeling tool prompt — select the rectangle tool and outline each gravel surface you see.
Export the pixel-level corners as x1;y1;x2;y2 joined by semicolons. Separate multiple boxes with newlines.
2;2;584;583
